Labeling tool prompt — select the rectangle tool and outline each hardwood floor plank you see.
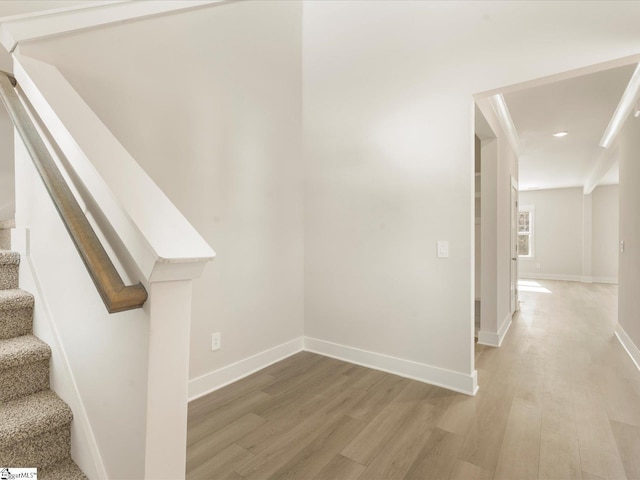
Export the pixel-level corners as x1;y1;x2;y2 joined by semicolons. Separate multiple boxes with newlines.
346;373;408;422
186;443;253;480
341;381;433;466
610;420;640;480
238;373;355;454
402;427;464;480
187;390;272;446
348;367;388;391
493;397;541;480
448;459;493;480
261;355;348;397
358;404;443;480
235;386;368;479
266;415;365;480
573;387;627;479
458;388;514;471
312;454;365;480
437;392;479;436
224;473;246;480
540;382;577;438
251;371;349;423
595;365;640;427
188;372;275;424
258;351;323;379
539;429;582;480
187;413;266;471
581;471;607;480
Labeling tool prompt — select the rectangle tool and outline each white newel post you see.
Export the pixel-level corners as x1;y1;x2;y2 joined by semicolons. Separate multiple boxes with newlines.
144;263;210;480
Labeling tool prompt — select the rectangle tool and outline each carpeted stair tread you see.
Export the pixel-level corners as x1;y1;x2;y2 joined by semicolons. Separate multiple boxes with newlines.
0;335;51;369
39;458;88;480
0;254;19;290
0;250;19;265
0;219;15;229
0;390;72;448
0;289;34;310
0;231;10;250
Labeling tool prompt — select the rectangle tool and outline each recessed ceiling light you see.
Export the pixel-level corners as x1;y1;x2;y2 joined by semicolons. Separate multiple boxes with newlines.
552;131;568;137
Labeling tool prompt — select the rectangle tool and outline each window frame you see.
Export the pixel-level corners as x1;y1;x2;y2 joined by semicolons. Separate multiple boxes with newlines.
518;205;535;259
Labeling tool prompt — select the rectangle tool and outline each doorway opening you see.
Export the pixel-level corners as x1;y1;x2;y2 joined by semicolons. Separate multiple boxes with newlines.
472;58;639;358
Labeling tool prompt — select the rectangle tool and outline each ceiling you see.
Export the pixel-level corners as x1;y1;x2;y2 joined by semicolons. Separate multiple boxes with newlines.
491;64;635;191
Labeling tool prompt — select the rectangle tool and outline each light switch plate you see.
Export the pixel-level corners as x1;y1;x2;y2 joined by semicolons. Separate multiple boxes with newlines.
437;241;449;258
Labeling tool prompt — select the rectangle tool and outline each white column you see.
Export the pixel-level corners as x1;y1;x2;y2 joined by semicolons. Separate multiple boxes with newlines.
144;278;194;480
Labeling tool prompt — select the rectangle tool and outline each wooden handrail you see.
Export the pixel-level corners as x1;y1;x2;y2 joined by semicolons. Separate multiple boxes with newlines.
0;71;147;313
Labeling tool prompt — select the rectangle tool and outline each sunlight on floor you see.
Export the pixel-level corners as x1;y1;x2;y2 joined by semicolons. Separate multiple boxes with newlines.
518;279;552;294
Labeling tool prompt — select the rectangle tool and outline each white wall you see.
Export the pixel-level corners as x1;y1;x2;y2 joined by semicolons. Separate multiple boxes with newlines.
519;185;618;283
0;108;13;220
496;129;519;327
592;184;619;282
0;1;85;221
480;139;498;335
303;0;640;380
10;0;640;398
617;115;640;362
519;187;584;279
0;16;13;221
21;0;304;393
475;136;481;300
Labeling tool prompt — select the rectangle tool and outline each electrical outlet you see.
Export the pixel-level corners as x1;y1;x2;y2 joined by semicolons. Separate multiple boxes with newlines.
211;332;221;351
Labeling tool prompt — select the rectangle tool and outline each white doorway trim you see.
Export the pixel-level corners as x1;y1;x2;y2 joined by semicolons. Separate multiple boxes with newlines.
511;175;519;314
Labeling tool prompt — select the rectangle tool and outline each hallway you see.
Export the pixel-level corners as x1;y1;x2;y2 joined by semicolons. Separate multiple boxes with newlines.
187;280;640;479
475;280;638;479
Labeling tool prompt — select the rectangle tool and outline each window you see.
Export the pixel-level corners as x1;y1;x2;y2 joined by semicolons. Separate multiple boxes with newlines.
518;205;534;258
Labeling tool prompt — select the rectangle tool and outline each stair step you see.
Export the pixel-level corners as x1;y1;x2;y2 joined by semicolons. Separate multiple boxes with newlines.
0;335;51;402
39;458;88;480
0;335;51;368
0;390;73;469
0;251;19;290
0;230;10;250
0;220;15;249
0;289;34;340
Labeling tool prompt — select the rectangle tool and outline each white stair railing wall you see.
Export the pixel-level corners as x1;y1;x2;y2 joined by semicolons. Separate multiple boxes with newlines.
11;53;215;480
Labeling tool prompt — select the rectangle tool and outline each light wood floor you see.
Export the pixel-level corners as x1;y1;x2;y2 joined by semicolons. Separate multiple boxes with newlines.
187;280;640;479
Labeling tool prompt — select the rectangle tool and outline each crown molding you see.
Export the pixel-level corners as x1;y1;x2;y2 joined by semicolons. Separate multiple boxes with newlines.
0;0;223;53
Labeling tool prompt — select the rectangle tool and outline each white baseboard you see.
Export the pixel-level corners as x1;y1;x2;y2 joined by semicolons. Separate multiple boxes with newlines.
477;311;512;347
14;228;107;480
520;273;618;285
519;273;582;282
615;323;640;372
188;337;305;401
304;337;478;396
